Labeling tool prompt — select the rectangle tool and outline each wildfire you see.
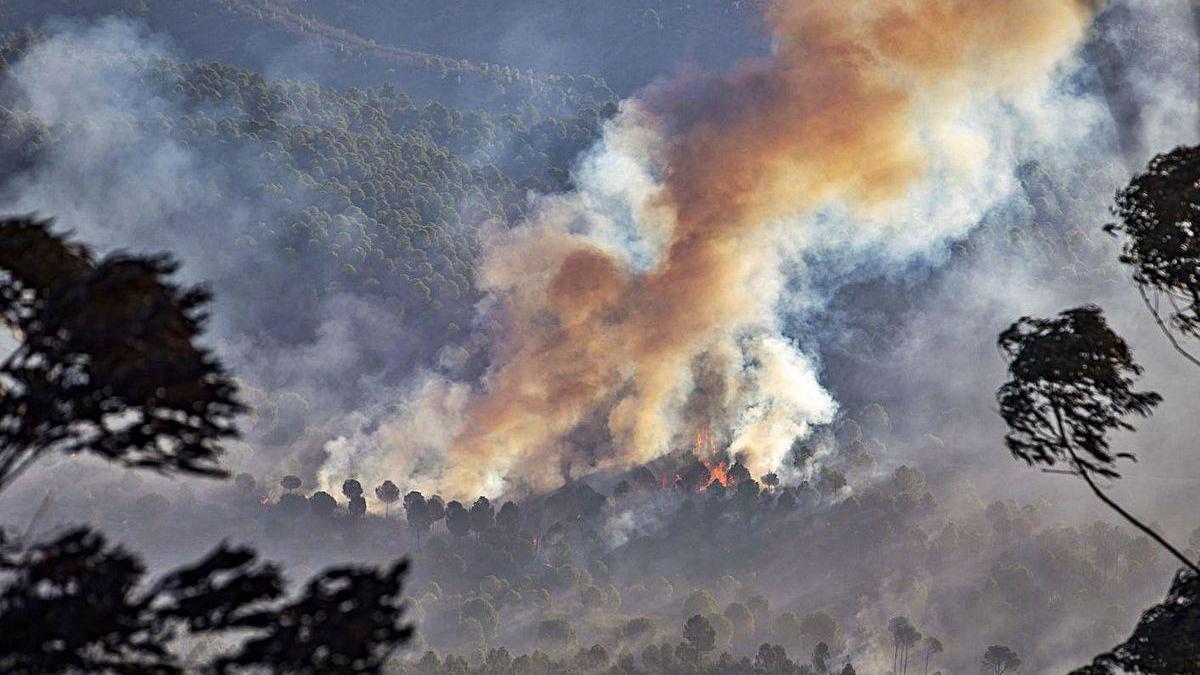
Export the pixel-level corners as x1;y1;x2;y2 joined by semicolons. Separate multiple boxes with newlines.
691;428;732;491
700;459;731;491
259;496;270;505
693;429;717;456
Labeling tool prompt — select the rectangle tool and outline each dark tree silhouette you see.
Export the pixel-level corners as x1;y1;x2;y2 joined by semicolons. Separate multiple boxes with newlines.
404;490;430;546
1105;145;1200;368
281;475;302;493
888;616;920;675
0;218;413;674
997;306;1198;574
496;500;520;534
469;496;495;536
1071;568;1199;674
426;494;446;529
0;217;243;491
343;479;366;517
445;500;471;538
342;479;364;500
309;490;337;517
812;641;830;674
375;480;401;516
0;528;282;674
982;645;1021;675
683;614;716;654
278;492;308;518
213;560;413;675
234;472;257;495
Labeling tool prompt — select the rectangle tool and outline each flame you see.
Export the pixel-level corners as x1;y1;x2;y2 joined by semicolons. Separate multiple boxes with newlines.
259;496;270;505
700;459;731;492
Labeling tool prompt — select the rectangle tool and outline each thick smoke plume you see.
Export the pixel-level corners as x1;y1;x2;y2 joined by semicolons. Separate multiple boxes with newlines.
371;0;1095;497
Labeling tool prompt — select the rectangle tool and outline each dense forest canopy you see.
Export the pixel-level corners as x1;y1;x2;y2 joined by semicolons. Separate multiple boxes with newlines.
0;0;1198;673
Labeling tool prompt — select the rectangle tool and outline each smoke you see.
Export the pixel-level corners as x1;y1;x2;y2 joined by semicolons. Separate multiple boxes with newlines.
0;18;458;490
344;0;1097;498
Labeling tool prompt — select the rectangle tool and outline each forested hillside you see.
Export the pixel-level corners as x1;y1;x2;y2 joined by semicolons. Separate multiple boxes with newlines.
0;0;618;108
0;1;1197;674
0;29;611;372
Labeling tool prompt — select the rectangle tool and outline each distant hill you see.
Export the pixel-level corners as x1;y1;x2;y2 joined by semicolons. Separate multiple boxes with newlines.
281;0;769;94
0;0;619;113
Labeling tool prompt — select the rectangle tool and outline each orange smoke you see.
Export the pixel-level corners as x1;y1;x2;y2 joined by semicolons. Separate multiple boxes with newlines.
439;0;1093;497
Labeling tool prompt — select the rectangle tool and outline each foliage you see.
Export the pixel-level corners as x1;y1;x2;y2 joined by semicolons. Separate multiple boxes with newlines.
981;645;1021;675
997;305;1160;479
0;528;280;674
0;217;243;491
1106;144;1200;365
1071;568;1199;675
0;219;414;674
213;559;413;674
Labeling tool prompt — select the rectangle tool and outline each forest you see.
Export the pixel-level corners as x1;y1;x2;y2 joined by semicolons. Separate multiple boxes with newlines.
0;0;1198;674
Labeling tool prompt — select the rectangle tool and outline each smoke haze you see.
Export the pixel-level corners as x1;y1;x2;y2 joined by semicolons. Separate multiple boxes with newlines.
1;2;1199;671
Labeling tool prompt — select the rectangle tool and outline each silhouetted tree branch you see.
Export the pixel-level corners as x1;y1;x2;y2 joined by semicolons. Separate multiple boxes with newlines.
997;305;1198;575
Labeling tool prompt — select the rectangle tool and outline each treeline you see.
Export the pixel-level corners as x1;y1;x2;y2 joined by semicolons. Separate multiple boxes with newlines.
204;396;1190;672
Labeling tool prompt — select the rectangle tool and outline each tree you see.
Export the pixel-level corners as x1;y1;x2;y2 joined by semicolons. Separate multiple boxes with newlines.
496;500;520;533
469;496;494;536
234;473;257;494
281;476;302;493
537;618;576;650
683;614;716;654
0;219;413;674
0;217;243;492
800;611;842;651
426;495;446;526
342;479;363;500
309;491;337;517
0;529;282;674
922;636;942;675
343;480;365;518
812;642;830;674
375;481;400;516
460;597;499;638
403;491;430;546
621;617;656;643
997;306;1197;573
888;617;920;675
1070;568;1199;674
212;560;413;674
1105;145;1200;368
445;500;471;538
683;589;718;618
982;645;1021;675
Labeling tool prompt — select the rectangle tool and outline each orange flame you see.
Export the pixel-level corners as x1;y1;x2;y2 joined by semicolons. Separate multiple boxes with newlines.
700;459;731;492
259;496;270;505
